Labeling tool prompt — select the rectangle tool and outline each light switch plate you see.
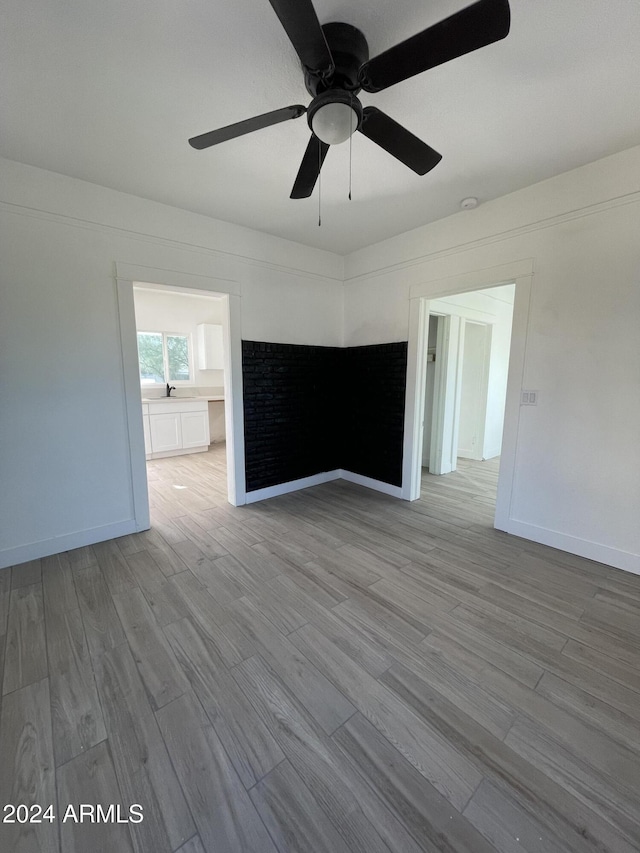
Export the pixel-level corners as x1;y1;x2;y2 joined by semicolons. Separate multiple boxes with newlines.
521;390;538;405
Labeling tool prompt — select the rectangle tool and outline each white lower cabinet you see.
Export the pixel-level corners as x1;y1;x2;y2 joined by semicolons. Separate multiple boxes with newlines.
180;410;209;448
143;399;209;458
150;412;182;453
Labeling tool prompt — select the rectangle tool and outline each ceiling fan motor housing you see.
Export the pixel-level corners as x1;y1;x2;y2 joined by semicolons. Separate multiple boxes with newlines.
304;22;369;96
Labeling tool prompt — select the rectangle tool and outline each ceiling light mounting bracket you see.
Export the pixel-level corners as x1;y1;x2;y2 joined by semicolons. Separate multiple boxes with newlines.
304;22;369;97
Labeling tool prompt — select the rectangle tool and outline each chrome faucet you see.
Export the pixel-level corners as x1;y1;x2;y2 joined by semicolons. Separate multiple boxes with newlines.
166;383;176;397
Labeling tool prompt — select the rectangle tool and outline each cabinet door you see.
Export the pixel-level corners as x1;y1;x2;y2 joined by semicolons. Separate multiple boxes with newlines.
143;414;152;455
180;411;209;449
149;412;182;452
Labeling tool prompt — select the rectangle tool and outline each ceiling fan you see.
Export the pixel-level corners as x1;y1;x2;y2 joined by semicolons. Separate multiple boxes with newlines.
189;0;510;198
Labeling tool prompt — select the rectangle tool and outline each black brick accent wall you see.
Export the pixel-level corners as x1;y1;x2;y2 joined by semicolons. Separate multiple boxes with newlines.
242;340;407;492
342;342;408;487
242;341;342;492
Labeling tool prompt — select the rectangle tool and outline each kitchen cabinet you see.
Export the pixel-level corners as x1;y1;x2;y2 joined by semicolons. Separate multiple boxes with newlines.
181;410;210;448
142;399;210;458
149;412;182;453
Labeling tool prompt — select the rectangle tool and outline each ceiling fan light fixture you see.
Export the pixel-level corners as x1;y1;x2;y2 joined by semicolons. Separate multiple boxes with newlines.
307;89;363;145
311;102;358;145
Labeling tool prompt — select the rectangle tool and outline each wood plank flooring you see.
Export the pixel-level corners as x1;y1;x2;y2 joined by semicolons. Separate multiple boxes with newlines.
1;446;640;852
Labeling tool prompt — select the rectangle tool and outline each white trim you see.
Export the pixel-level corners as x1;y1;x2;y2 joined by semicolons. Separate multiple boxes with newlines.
245;471;341;504
345;191;640;283
224;293;246;506
146;445;208;460
118;262;241;296
340;470;403;499
3;184;639;284
244;468;404;504
0;203;342;283
0;520;139;570
402;297;428;500
494;273;533;530
482;446;503;461
410;259;534;301
116;279;151;532
501;520;640;576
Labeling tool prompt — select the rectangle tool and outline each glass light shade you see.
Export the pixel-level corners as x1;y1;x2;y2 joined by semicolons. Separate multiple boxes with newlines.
311;102;358;145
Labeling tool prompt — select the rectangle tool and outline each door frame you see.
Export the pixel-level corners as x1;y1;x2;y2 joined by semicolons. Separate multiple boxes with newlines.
402;259;533;532
115;263;246;533
428;312;465;476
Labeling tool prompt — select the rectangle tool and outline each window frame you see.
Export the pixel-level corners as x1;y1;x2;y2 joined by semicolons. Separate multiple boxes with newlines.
137;330;194;386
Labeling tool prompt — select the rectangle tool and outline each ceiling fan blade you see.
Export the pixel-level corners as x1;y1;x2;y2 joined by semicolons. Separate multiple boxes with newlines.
267;0;334;74
359;0;510;93
290;135;329;199
358;107;442;175
189;104;306;149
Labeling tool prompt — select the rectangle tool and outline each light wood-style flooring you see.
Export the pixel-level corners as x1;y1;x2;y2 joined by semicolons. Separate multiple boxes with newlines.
1;445;640;852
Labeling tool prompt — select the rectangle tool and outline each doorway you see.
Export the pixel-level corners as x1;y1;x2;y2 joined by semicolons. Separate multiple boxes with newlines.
131;283;231;522
403;261;533;534
115;264;245;535
422;285;515;492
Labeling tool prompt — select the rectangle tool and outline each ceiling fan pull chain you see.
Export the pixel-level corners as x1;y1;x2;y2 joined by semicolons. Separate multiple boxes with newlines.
318;140;322;226
349;93;353;201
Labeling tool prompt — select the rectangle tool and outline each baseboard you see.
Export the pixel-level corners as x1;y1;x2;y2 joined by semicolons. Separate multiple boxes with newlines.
500;518;640;576
244;470;341;504
457;449;476;460
0;519;142;570
482;447;502;461
147;445;208;460
339;470;403;498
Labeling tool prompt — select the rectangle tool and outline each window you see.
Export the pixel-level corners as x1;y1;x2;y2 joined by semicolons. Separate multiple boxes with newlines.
137;331;192;385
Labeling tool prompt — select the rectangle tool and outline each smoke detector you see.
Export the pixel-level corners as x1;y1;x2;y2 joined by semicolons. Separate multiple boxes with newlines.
460;197;478;210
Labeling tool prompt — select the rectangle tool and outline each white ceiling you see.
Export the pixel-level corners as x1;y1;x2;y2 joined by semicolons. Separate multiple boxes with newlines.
2;0;640;255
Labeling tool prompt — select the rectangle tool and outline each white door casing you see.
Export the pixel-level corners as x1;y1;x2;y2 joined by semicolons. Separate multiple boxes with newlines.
402;259;534;538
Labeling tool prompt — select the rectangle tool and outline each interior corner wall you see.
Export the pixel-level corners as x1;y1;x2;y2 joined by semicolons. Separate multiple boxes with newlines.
0;158;343;569
343;146;640;574
342;343;408;487
242;340;407;493
242;341;342;492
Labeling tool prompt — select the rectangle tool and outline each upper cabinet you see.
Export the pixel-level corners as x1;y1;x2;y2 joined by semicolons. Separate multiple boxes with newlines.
197;323;224;370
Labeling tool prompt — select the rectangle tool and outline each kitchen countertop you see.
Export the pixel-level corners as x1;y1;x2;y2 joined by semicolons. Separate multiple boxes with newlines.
141;395;224;403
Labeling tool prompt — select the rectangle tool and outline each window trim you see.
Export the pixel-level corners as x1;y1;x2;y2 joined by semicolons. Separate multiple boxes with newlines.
137;330;194;386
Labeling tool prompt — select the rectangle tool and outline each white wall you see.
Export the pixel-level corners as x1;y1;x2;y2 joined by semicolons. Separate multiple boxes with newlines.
0;158;343;568
344;147;640;573
2;146;640;574
458;322;490;460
